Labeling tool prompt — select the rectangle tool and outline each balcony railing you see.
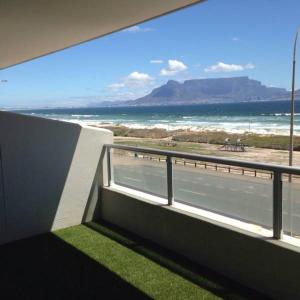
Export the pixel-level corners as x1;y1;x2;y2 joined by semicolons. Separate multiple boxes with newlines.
105;144;300;240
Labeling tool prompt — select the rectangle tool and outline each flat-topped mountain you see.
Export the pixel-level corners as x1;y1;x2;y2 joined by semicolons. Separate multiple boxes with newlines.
91;76;297;107
128;77;289;106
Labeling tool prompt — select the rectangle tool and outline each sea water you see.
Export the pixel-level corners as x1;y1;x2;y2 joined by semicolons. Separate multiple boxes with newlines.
15;100;300;136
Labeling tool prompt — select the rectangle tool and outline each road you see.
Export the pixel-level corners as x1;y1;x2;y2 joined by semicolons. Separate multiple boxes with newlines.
112;159;300;237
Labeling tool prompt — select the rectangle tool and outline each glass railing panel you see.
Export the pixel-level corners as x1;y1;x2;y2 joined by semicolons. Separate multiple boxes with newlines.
282;174;300;239
111;148;167;198
173;159;273;230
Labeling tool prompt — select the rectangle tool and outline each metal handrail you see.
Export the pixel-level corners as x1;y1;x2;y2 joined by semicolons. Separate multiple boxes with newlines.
104;143;300;240
106;144;300;175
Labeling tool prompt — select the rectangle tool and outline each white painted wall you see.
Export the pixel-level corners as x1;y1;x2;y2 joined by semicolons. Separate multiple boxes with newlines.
0;111;113;244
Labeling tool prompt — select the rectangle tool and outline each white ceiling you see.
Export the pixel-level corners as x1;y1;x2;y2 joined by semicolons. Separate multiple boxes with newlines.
0;0;204;69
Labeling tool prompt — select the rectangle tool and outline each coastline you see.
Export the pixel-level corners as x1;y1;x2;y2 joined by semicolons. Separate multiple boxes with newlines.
18;100;300;137
112;135;300;166
92;124;300;152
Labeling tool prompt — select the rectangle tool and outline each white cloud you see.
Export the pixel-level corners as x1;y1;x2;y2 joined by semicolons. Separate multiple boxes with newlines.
108;83;125;90
124;71;153;87
150;60;164;64
204;62;255;73
160;59;188;76
232;37;239;41
123;25;153;33
107;71;153;91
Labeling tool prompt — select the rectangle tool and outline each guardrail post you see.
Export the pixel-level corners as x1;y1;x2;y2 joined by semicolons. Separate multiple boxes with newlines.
107;146;112;187
273;171;283;239
166;156;174;205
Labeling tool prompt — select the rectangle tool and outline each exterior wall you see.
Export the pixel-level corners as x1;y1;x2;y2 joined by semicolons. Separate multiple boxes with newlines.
0;111;113;244
101;187;300;300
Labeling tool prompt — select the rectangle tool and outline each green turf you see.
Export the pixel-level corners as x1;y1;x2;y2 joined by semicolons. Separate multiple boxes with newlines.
0;221;268;299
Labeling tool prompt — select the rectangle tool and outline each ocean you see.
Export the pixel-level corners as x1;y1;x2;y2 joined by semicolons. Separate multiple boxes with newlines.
16;100;300;136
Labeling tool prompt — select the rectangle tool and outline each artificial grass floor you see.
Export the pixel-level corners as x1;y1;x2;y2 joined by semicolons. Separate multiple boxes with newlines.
0;221;268;299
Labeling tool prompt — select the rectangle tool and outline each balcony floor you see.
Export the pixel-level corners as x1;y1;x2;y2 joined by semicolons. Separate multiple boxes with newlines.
0;221;268;299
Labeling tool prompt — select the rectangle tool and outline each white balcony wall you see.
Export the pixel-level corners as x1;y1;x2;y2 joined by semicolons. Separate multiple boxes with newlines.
0;111;112;244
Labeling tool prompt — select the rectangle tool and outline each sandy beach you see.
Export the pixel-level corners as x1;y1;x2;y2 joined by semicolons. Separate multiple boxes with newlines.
89;124;300;166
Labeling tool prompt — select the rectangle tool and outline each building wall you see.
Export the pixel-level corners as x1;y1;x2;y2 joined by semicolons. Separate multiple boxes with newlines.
101;187;300;300
0;111;113;244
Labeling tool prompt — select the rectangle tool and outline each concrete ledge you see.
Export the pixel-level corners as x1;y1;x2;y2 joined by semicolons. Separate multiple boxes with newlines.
101;187;300;300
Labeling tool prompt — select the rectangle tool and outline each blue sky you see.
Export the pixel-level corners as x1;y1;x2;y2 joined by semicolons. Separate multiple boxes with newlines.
1;0;300;108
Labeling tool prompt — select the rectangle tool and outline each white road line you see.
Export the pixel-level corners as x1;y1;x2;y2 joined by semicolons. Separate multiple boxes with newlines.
216;185;224;189
181;179;190;183
229;188;238;192
282;211;300;218
204;183;211;187
245;191;253;194
123;176;141;182
178;188;207;197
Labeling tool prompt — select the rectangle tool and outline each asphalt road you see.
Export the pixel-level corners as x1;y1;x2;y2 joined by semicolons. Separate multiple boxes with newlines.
113;161;300;237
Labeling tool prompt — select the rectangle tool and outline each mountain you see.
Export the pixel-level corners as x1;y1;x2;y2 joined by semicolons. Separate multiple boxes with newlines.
128;77;290;106
92;76;297;107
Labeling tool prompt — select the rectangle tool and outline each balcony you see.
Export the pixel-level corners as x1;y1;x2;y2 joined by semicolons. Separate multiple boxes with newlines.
1;111;300;299
1;1;300;298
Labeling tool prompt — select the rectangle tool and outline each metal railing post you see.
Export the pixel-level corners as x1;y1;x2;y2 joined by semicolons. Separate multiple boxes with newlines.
107;146;112;187
166;156;174;205
273;171;283;239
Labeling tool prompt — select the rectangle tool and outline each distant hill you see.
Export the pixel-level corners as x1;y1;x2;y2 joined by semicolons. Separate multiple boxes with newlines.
92;76;298;107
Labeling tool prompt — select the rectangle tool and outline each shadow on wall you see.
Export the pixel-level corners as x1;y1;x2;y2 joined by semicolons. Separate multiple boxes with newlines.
0;111;112;244
86;221;267;300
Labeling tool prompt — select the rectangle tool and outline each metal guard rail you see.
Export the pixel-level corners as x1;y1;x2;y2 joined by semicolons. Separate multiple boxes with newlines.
105;144;300;240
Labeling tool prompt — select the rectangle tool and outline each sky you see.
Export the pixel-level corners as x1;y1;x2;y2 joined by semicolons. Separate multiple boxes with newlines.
1;0;300;109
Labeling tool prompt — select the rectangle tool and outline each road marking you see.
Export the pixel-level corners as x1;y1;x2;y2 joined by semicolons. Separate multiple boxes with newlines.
216;185;224;189
178;188;207;197
197;177;203;181
181;179;190;183
229;188;238;192
204;183;211;187
245;191;253;194
123;176;141;182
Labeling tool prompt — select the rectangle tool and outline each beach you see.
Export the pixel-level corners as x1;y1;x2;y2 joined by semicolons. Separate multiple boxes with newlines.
87;124;300;166
113;135;300;166
17;101;300;166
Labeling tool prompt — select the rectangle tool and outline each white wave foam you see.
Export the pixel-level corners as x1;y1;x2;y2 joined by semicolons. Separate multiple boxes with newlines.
261;113;300;117
71;114;94;117
33;115;300;136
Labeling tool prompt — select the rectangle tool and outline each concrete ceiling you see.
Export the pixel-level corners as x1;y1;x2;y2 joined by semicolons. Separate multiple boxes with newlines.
0;0;204;69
